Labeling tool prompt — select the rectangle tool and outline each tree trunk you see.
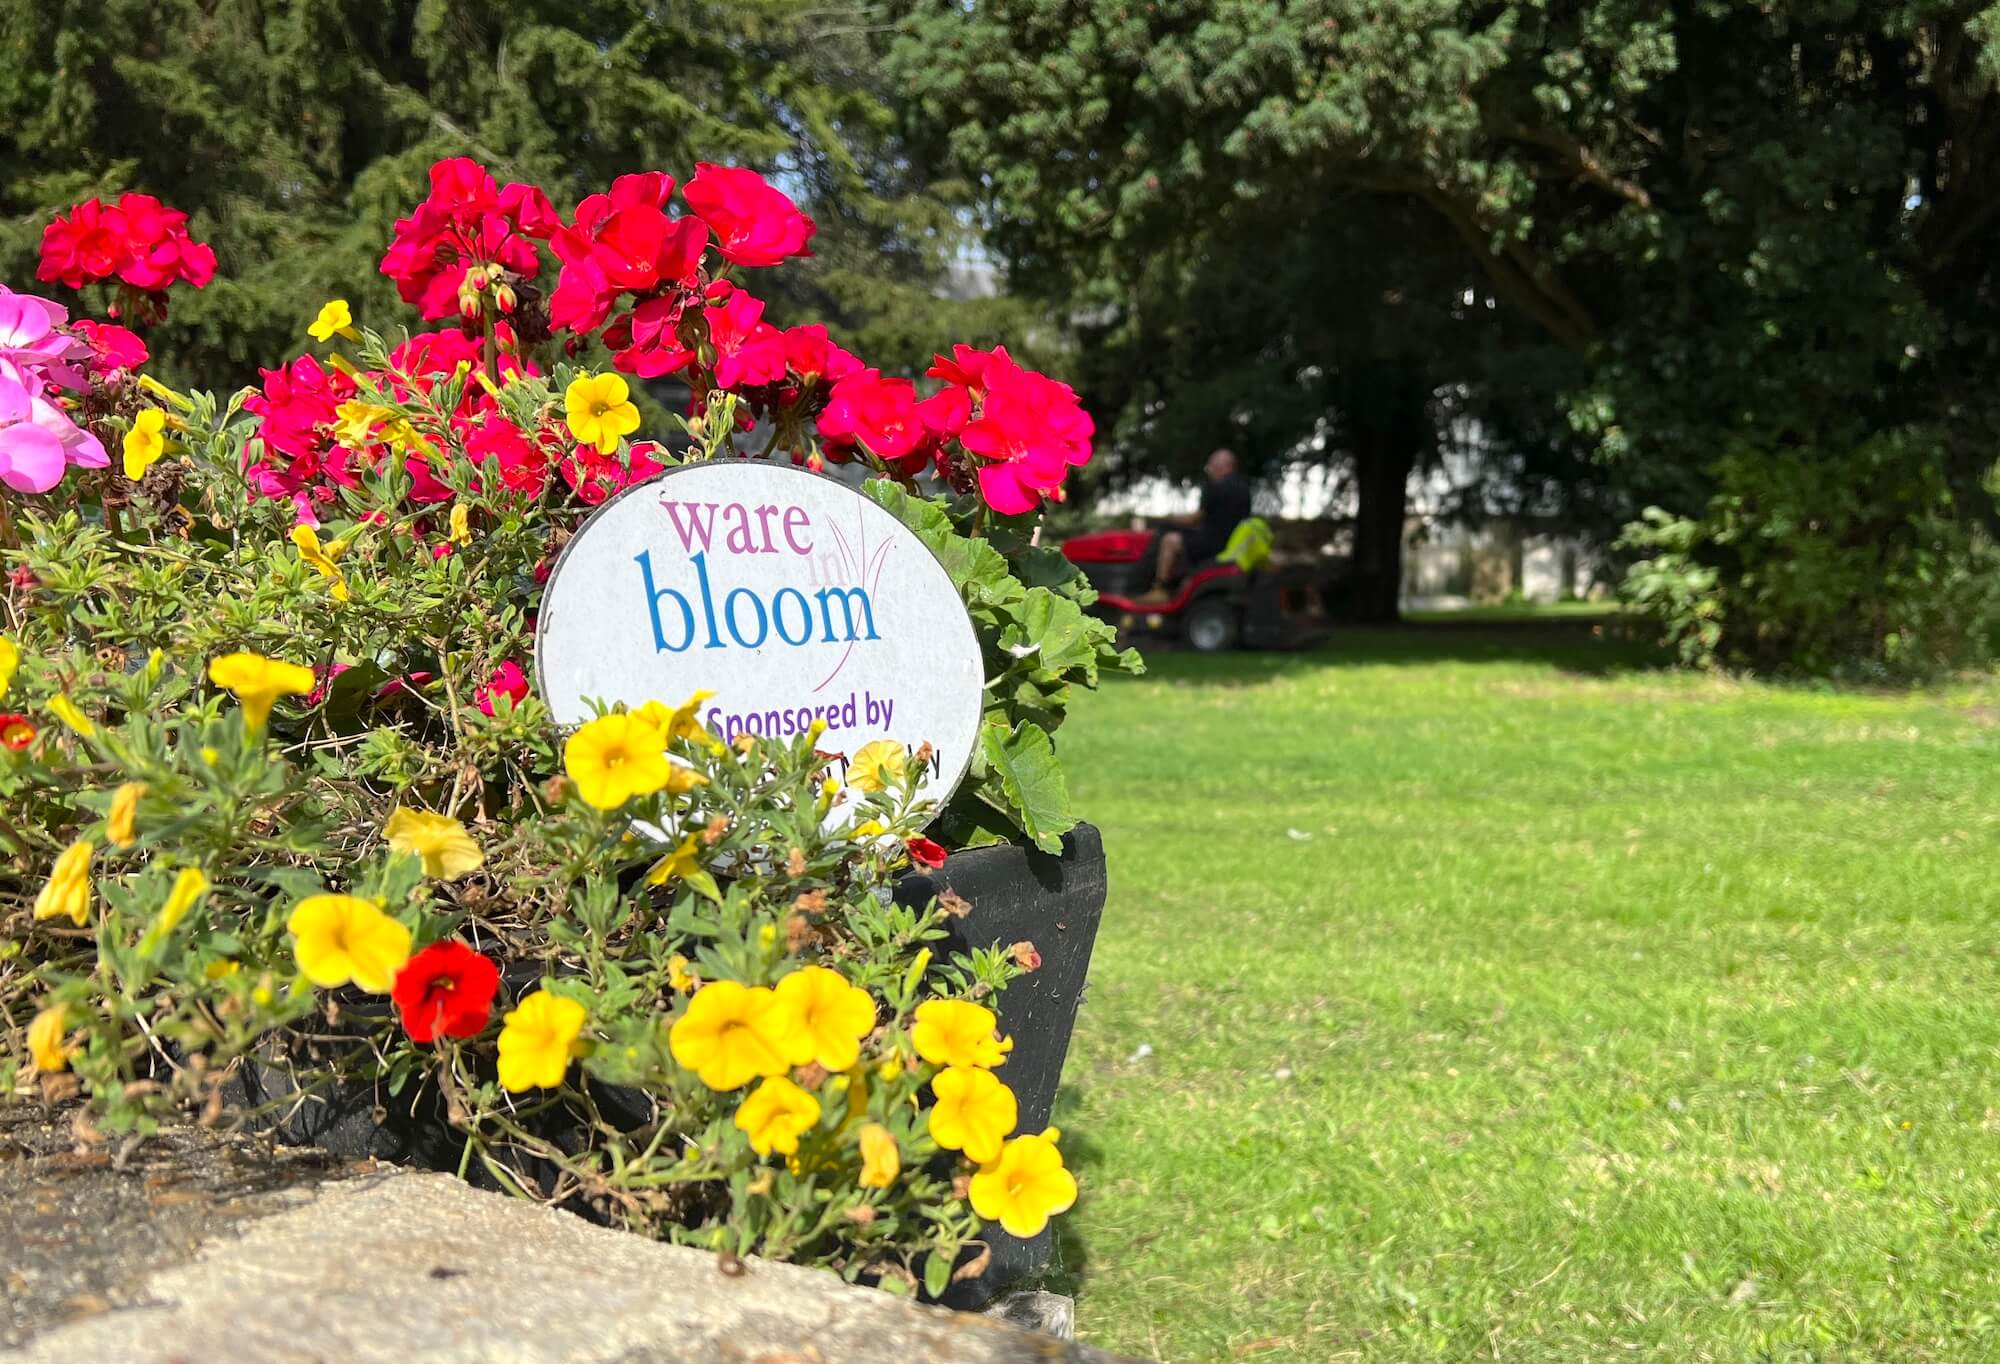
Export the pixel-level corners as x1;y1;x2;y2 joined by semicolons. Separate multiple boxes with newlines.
1348;441;1416;622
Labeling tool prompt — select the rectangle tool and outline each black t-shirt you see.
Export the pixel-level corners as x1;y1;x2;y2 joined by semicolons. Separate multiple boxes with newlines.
1188;473;1252;561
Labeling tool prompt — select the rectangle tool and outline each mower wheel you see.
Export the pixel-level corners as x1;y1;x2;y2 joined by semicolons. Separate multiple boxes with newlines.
1182;599;1240;652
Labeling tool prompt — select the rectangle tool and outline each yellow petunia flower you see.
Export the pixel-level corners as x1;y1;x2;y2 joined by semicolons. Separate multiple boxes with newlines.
155;867;211;936
644;834;706;886
383;808;484;881
846;740;907;793
106;781;147;848
911;998;1013;1070
967;1130;1078;1238
27;1003;72;1073
209;652;316;733
734;1075;822;1157
33;840;93;926
636;690;715;746
286;893;411;993
309;299;360;344
0;635;15;700
138;374;193;411
857;1122;900;1189
46;694;96;739
774;966;877;1073
562;711;672;810
448;503;472;546
122;409;167;482
927;1064;1016;1165
496;990;588;1093
333;400;391;450
564;373;641;456
667;953;697;993
669;980;799;1091
290;524;350;602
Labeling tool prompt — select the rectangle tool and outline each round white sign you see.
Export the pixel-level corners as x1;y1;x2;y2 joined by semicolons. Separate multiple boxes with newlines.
535;461;984;823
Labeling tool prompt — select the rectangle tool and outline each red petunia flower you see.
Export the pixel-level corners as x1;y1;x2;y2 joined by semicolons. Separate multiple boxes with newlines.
391;940;502;1043
0;713;36;751
905;836;949;869
682;164;816;267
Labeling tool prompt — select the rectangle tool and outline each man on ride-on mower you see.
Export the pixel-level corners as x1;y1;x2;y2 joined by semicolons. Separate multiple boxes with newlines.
1134;448;1252;605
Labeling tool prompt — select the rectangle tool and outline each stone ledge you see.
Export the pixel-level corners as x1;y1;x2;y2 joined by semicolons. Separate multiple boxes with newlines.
5;1148;1129;1363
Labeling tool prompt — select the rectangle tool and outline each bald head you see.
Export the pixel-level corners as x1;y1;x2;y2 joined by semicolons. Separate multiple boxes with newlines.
1205;448;1237;481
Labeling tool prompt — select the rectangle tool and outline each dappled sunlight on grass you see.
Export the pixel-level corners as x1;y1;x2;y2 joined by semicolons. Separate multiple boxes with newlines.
1053;626;2000;1361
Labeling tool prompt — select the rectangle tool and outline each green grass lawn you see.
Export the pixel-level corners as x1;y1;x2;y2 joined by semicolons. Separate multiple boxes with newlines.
1047;621;2000;1361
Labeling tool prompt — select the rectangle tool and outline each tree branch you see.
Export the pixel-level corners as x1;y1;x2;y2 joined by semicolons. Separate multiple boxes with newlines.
1504;122;1654;212
1419;189;1600;349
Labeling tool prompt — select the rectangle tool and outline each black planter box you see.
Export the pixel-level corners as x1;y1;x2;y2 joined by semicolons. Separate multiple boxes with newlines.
230;823;1107;1305
894;822;1106;1306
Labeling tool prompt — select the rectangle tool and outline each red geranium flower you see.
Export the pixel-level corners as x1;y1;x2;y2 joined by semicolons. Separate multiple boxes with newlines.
37;193;215;296
550;172;709;359
560;438;669;506
940;347;1095;515
0;713;36;751
391;940;501;1043
705;290;787;391
818;369;930;473
905;836;949;869
475;661;530;716
782;324;862;388
379;158;554;321
683;164;816;267
71;320;148;374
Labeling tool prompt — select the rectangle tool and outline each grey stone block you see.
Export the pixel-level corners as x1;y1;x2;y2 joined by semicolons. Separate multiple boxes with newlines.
6;1160;1134;1362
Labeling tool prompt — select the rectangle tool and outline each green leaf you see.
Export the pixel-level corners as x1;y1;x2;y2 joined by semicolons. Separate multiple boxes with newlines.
1000;587;1103;682
923;1251;953;1300
979;719;1074;853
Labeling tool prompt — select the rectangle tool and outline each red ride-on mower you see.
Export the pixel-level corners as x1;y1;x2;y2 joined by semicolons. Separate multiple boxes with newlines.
1060;521;1334;652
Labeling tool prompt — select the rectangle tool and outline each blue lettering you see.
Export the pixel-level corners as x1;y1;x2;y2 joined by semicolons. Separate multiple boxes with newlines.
635;550;695;653
815;585;879;643
725;587;769;648
772;588;813;645
690;551;725;649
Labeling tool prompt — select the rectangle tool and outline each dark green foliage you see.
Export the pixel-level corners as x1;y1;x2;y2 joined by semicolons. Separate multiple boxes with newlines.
888;0;2000;669
0;0;1012;387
